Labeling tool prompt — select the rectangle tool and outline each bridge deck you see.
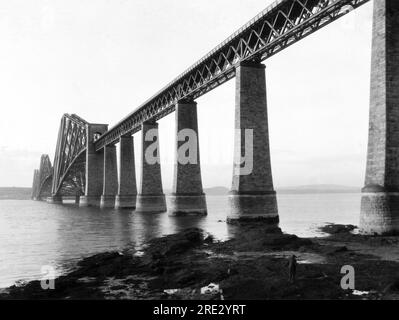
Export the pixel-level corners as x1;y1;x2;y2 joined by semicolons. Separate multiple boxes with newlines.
94;0;370;151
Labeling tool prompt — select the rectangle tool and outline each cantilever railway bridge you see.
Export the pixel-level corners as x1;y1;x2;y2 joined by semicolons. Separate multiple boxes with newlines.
32;0;399;235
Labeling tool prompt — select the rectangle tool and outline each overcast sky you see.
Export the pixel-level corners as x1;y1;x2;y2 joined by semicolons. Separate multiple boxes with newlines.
0;0;373;188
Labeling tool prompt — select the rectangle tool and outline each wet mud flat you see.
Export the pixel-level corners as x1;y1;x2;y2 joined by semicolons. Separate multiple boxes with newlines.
1;223;399;300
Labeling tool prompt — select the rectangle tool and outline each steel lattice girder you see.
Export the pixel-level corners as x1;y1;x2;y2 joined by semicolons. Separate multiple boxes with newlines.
94;0;370;151
51;114;88;196
57;151;86;197
32;154;53;199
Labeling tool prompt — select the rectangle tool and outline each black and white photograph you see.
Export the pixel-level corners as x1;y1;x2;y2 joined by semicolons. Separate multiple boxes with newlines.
0;0;398;312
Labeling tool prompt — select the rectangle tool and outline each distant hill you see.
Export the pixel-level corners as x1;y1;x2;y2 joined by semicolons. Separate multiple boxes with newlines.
276;184;360;194
202;184;360;195
204;185;360;195
165;186;229;196
0;187;32;200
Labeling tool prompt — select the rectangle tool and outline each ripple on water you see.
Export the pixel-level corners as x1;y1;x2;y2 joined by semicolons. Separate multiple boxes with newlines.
0;193;361;287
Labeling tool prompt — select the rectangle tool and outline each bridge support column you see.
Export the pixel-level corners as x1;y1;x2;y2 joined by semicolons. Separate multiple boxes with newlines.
136;121;166;213
169;100;207;216
47;195;63;204
360;0;399;235
80;123;108;207
115;135;137;209
100;145;118;208
228;61;278;224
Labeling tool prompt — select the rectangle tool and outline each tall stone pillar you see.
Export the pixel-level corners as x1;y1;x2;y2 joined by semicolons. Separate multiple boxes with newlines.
228;61;278;223
115;135;137;209
360;0;399;235
80;123;108;207
169;100;207;216
100;145;118;208
135;121;167;213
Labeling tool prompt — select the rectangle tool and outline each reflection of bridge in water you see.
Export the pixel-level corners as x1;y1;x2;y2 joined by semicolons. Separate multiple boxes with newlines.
31;0;399;235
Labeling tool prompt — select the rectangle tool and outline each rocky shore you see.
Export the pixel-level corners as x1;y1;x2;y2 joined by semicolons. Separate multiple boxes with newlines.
1;223;399;300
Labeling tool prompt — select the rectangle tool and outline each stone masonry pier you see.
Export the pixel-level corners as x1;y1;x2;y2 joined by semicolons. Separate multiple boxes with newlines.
169;100;207;216
228;61;278;224
115;135;137;209
360;0;399;235
135;121;167;213
80;123;108;207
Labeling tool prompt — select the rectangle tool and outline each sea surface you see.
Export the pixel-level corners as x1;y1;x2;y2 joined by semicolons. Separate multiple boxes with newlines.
0;193;361;288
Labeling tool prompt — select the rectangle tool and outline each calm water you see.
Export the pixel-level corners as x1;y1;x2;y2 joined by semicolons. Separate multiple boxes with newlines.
0;194;361;288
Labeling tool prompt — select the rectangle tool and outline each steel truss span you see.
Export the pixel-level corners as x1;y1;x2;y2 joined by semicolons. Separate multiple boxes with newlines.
51;114;88;197
94;0;370;151
31;154;53;199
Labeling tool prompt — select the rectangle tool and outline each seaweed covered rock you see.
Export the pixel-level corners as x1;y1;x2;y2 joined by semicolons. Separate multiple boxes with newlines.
320;224;356;234
146;228;204;258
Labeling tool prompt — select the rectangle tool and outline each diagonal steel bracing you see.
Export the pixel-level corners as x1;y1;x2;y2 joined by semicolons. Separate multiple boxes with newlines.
94;0;370;151
51;114;88;197
31;154;53;199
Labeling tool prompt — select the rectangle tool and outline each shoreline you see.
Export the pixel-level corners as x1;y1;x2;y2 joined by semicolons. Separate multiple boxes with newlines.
1;223;399;300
